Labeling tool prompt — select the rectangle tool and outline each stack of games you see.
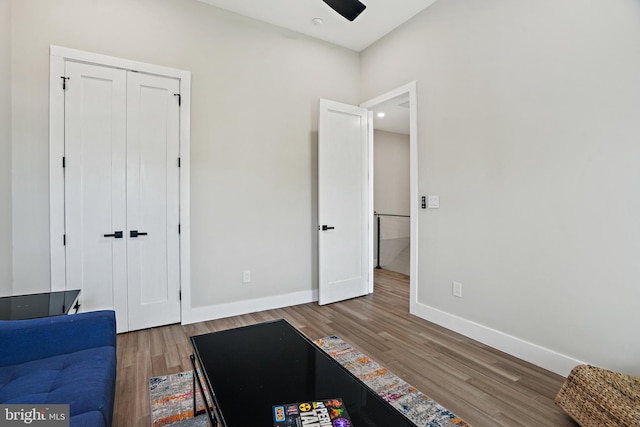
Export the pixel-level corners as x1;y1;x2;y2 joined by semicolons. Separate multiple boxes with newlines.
273;398;352;427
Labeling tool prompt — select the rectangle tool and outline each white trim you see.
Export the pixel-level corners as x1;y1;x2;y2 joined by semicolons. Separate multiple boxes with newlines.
49;46;190;80
412;301;584;377
177;77;193;325
185;290;318;325
48;45;192;325
367;110;374;293
49;54;66;292
361;81;419;307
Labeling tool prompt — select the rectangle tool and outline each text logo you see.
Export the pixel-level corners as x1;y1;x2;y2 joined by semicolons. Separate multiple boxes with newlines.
1;405;69;426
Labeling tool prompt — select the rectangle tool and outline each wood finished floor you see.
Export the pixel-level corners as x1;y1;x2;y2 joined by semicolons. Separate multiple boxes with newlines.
114;269;578;427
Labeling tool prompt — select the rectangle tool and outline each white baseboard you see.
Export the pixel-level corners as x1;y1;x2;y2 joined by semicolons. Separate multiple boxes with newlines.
411;301;583;377
183;289;318;325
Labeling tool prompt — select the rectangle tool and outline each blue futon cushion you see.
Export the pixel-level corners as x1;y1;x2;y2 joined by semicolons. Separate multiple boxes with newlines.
0;346;116;427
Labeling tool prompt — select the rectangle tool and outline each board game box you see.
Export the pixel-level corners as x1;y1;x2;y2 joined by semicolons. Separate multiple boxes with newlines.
272;398;352;427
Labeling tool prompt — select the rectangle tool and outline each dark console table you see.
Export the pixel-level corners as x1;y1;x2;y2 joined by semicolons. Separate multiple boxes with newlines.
190;319;418;427
0;289;80;320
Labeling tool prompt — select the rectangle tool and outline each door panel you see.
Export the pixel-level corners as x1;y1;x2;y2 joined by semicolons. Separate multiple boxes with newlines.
64;62;128;330
126;72;181;331
318;99;371;305
64;62;181;333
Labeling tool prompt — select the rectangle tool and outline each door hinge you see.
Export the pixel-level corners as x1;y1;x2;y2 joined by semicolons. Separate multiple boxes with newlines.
61;76;70;90
63;234;66;246
174;93;181;106
62;156;66;168
179;290;182;301
178;224;181;234
178;157;181;168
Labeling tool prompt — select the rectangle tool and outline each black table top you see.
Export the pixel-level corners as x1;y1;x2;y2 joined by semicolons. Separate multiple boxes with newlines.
191;319;418;427
0;290;80;320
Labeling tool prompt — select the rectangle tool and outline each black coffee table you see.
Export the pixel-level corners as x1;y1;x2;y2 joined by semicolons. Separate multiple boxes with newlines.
0;289;80;320
190;319;418;427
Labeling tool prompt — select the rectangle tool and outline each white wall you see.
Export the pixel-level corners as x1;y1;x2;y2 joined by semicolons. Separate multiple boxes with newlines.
374;129;410;216
361;0;640;376
0;0;12;295
9;0;360;312
374;130;409;240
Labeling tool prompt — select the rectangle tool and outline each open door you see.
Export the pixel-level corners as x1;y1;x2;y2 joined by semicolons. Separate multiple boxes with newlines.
318;99;373;305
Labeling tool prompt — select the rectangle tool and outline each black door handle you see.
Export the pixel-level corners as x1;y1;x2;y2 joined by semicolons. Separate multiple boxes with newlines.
321;225;335;231
103;231;123;239
130;230;148;238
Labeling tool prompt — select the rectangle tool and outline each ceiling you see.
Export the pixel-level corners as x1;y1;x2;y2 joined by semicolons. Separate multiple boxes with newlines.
196;0;438;52
369;93;411;135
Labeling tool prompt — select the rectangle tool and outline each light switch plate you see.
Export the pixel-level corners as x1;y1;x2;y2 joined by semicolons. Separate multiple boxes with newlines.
428;195;440;209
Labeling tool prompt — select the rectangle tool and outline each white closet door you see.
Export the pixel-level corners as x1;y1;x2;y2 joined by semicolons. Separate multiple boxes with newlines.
126;72;181;331
64;61;129;331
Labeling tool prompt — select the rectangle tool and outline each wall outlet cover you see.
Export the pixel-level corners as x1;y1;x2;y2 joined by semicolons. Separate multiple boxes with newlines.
453;281;462;298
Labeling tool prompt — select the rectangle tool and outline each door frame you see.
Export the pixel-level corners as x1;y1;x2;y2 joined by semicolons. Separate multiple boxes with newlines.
360;81;418;311
48;45;193;324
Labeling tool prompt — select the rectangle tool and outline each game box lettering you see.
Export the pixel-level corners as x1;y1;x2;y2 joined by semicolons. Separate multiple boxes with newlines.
273;398;352;427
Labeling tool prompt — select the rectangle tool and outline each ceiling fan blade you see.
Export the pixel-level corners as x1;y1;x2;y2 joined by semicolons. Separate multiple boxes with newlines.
322;0;367;22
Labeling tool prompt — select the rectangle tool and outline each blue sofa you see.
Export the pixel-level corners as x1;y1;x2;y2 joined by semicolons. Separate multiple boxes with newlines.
0;310;117;426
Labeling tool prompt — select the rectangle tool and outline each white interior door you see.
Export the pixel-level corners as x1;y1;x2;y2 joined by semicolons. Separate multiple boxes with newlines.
126;72;181;331
64;62;129;330
64;61;181;333
318;99;373;305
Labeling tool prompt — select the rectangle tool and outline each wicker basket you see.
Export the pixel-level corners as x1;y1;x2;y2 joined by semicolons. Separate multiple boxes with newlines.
555;365;640;427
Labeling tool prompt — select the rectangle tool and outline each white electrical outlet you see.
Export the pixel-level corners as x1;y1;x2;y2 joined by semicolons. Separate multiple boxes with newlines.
453;281;462;298
243;270;251;284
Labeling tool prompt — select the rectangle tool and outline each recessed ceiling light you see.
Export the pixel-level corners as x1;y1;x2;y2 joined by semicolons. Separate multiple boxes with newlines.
312;17;324;26
377;112;385;118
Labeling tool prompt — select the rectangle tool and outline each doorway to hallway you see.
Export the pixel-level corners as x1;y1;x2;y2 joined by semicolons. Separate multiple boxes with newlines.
361;82;418;311
371;110;411;275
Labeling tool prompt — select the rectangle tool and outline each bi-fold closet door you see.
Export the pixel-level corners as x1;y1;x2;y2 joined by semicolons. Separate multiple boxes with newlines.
64;61;181;333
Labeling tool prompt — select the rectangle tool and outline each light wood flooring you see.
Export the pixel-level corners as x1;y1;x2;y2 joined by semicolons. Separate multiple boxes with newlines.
114;269;578;427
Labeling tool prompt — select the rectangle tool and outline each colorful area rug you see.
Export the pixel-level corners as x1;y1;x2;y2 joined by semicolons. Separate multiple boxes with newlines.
315;336;470;427
149;337;470;427
149;371;209;427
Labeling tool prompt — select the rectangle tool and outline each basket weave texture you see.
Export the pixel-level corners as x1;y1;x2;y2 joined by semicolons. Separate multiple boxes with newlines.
555;364;640;427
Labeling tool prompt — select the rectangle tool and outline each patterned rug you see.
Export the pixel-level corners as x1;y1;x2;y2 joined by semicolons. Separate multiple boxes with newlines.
149;337;470;427
314;335;470;427
149;371;209;427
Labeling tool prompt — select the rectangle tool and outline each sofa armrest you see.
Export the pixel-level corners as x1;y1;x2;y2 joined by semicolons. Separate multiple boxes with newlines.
0;310;116;367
